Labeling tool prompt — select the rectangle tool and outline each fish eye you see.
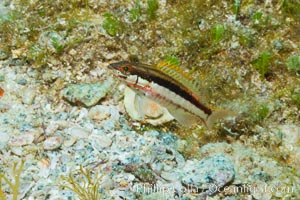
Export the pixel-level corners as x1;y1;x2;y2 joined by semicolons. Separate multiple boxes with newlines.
123;66;129;71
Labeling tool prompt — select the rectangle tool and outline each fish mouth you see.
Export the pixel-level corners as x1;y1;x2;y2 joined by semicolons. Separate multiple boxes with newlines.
107;63;127;79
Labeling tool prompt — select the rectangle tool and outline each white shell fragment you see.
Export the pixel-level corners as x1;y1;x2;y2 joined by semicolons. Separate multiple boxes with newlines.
123;87;174;125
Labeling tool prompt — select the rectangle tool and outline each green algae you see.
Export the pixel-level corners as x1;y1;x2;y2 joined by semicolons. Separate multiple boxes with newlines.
286;54;300;73
211;24;226;43
252;52;272;78
103;13;121;36
233;0;241;20
129;0;142;22
291;93;300;108
282;0;300;18
146;0;159;20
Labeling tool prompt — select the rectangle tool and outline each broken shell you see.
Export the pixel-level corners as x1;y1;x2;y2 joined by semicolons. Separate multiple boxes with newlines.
123;87;174;126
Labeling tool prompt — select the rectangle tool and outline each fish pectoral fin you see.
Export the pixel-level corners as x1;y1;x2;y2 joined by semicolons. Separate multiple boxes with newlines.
167;108;199;127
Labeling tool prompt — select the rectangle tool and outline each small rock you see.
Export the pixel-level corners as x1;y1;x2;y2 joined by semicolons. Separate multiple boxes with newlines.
161;171;181;182
279;125;300;169
8;133;35;147
90;134;112;149
10;147;25;156
69;49;77;56
0;50;8;60
42;71;58;82
88;105;111;121
21;87;36;105
63;137;77;147
251;181;273;200
43;136;63;150
16;77;28;85
45;122;59;136
0;130;10;148
101;175;114;190
0;74;4;82
182;154;235;195
67;126;90;139
62;79;112;107
11;48;25;59
175;139;188;153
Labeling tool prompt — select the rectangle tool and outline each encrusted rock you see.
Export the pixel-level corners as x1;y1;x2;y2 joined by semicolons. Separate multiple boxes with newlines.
182;154;235;194
62;79;112;107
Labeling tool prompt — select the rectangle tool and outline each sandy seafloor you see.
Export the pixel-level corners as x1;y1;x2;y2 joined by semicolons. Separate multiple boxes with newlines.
0;0;300;200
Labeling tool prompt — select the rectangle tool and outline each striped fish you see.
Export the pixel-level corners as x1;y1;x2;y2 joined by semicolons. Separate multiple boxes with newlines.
109;61;233;129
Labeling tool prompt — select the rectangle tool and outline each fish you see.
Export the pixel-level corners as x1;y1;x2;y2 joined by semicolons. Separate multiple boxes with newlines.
108;61;234;129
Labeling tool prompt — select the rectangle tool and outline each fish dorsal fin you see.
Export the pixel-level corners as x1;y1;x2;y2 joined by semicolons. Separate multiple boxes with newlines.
155;61;207;102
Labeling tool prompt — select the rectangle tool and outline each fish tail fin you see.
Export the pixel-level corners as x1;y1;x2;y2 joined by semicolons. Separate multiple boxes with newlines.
206;109;236;129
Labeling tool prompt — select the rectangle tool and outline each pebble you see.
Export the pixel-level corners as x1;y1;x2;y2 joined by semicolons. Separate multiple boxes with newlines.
69;49;77;56
8;133;35;147
0;50;8;60
63;137;77;147
251;181;273;200
161;171;181;182
11;48;24;59
182;154;235;194
0;74;4;81
45;122;59;136
101;175;114;190
43;136;63;150
88;105;111;121
16;77;28;85
90;134;112;149
67;126;90;139
279;125;300;169
0;130;10;148
21;87;36;105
